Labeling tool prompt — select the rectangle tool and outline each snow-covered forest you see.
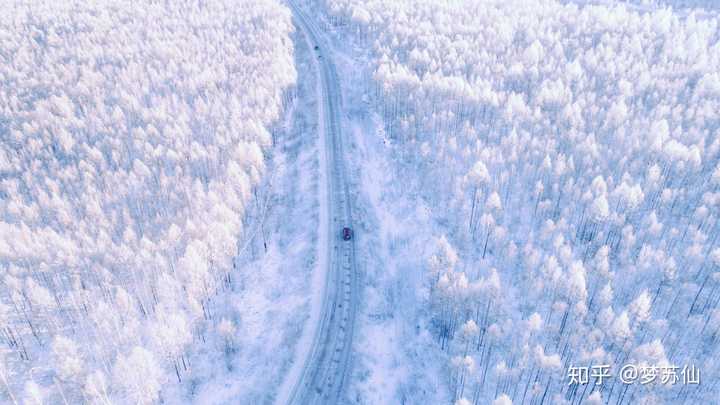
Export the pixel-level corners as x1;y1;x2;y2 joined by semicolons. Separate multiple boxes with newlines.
3;0;720;403
0;0;295;403
314;0;720;403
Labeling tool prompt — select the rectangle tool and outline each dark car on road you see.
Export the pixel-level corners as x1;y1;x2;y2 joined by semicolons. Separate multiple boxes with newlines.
342;227;352;241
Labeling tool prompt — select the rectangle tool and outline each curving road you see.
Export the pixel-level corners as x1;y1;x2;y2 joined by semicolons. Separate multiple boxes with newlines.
285;2;358;405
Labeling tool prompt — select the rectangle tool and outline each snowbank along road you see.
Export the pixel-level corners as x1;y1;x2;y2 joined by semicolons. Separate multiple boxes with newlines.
286;1;359;404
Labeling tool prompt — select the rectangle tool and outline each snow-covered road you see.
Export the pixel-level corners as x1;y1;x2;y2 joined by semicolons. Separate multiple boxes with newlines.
281;2;359;404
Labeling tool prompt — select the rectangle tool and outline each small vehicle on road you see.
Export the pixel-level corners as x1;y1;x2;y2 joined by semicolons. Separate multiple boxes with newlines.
314;45;319;50
342;227;353;241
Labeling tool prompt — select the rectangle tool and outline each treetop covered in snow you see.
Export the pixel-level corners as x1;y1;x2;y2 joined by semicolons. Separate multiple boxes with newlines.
319;0;720;402
0;0;295;403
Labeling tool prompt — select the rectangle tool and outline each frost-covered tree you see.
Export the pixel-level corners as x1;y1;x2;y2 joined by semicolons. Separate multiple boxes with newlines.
317;0;720;402
0;0;296;402
112;347;165;405
50;336;84;384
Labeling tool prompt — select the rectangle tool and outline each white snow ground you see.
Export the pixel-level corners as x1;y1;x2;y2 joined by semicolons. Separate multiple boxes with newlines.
169;27;324;404
294;3;461;402
274;12;330;405
344;116;452;405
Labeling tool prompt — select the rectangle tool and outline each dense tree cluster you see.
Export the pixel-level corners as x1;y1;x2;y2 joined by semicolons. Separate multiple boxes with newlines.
0;0;295;402
321;0;720;403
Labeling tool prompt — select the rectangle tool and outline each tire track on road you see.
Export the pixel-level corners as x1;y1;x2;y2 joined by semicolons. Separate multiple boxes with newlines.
284;2;358;404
